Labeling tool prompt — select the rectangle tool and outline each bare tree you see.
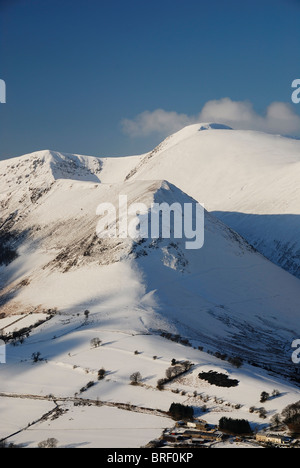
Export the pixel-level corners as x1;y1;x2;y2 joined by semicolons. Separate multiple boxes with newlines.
90;338;102;348
130;372;142;385
260;391;270;403
258;408;268;419
38;438;58;448
270;413;282;430
32;352;41;363
98;368;106;380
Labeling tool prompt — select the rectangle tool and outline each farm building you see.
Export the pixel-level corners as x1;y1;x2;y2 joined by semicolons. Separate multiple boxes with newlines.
256;434;290;445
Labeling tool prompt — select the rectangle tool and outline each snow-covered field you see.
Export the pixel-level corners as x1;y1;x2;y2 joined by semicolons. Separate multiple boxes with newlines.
0;319;299;447
0;313;49;335
9;404;174;449
0;397;54;439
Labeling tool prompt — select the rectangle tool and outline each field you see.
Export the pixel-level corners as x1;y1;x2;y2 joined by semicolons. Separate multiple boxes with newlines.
0;311;299;447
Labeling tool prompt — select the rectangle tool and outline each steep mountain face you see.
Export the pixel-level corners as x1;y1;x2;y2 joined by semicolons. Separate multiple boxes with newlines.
125;124;300;278
0;147;300;378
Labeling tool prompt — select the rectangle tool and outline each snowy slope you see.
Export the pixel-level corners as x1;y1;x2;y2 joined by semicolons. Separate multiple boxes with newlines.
125;124;300;278
0;149;143;210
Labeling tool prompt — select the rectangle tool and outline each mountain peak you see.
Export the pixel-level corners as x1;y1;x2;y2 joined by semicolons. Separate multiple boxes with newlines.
198;122;233;131
0;150;102;190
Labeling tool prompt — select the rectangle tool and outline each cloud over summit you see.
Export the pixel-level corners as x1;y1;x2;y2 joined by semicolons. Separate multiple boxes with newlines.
122;98;300;139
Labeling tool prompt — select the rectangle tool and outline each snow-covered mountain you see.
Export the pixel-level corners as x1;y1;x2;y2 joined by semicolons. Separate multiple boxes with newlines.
1;144;300;374
125;124;300;278
0;131;300;448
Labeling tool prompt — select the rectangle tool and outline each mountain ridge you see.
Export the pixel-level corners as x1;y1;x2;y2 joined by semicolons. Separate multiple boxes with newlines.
1;152;300;377
122;125;300;278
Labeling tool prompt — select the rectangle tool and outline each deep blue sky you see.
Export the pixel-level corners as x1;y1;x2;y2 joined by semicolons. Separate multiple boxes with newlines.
0;0;299;160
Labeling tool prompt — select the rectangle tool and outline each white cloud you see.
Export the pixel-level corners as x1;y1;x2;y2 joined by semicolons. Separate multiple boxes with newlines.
200;98;300;135
121;98;300;138
121;109;194;138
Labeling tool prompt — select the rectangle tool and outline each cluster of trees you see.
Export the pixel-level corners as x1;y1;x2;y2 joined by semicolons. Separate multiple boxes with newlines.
281;401;300;433
160;332;192;348
249;406;268;419
260;389;280;403
160;333;244;370
198;371;239;388
79;381;95;394
169;403;194;421
265;401;300;433
38;438;58;449
252;400;300;432
166;361;193;380
258;408;267;419
219;417;252;435
157;361;193;390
